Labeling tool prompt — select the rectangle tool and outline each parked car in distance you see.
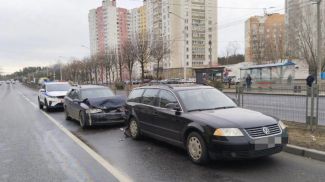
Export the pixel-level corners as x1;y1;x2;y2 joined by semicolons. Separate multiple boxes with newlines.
125;84;288;164
38;82;71;111
64;85;126;128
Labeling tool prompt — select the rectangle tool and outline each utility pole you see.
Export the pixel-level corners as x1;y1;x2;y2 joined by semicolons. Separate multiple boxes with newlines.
317;0;322;85
60;64;63;81
169;11;187;80
209;40;212;67
312;0;323;84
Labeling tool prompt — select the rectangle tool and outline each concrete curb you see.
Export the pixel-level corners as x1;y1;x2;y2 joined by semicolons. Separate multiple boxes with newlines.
284;144;325;162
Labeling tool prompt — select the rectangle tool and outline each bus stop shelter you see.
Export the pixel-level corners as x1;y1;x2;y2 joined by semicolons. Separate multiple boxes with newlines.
194;67;225;84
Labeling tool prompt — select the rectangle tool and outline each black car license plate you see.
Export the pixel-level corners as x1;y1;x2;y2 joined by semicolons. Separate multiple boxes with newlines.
254;136;282;150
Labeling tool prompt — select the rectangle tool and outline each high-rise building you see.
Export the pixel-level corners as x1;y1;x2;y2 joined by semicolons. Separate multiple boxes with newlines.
128;5;147;41
89;0;218;79
245;13;285;64
88;0;126;56
146;0;218;78
285;0;325;62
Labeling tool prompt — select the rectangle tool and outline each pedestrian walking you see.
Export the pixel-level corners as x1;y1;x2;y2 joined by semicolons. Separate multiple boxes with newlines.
228;76;232;89
306;74;315;87
246;74;252;90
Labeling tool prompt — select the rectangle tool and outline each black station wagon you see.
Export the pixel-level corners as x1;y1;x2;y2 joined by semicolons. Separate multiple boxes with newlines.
125;84;288;164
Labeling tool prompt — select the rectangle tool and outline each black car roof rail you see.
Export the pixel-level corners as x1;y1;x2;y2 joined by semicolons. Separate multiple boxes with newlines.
146;82;174;89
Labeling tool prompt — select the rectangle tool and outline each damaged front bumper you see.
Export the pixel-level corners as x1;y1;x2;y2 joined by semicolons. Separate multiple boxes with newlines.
85;109;126;126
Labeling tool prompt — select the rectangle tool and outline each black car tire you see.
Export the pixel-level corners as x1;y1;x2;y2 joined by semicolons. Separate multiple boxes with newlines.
129;118;141;140
79;111;88;129
186;132;209;164
38;97;43;110
45;99;50;112
65;106;72;121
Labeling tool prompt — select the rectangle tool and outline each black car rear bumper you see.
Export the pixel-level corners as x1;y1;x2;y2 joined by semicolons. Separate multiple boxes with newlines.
208;133;288;159
86;112;126;126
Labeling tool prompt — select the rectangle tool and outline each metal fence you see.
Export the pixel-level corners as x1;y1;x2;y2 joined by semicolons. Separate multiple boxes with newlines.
229;83;324;128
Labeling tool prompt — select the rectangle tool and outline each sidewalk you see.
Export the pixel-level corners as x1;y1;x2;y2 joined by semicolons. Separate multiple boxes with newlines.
284;121;325;162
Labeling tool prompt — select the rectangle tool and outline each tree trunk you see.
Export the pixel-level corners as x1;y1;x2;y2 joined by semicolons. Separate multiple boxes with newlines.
119;63;123;82
105;66;109;85
89;70;93;84
94;66;98;84
141;62;145;83
156;60;160;80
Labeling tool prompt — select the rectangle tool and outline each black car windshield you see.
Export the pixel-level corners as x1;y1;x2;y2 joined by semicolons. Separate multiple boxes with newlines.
178;88;237;112
46;84;71;92
81;88;114;99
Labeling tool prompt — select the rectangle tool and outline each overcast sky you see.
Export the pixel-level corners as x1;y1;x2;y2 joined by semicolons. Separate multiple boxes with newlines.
0;0;284;74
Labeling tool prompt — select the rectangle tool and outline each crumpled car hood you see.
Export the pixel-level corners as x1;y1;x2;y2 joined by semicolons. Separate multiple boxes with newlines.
86;95;126;110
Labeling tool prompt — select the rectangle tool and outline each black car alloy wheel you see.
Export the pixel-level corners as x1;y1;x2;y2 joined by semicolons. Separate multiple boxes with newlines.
64;106;71;120
186;132;209;164
129;118;141;139
79;111;88;129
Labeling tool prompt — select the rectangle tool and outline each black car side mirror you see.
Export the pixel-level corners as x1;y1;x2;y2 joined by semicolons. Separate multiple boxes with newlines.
166;103;181;112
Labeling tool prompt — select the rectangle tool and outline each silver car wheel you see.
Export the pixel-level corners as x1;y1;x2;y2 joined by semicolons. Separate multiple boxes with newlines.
130;120;138;138
188;136;202;160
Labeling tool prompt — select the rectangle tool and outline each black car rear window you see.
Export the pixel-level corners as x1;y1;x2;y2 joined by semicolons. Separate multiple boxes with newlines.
142;89;159;106
81;88;114;99
128;89;144;103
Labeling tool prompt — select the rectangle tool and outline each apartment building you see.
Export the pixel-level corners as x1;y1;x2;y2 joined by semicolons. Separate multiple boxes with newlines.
285;0;325;63
245;13;285;64
146;0;218;78
89;0;129;56
89;0;218;79
129;5;147;41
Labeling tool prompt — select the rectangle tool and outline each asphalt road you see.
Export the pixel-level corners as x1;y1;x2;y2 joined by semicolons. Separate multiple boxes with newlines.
1;83;325;182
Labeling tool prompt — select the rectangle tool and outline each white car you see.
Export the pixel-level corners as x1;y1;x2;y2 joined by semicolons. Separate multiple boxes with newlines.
38;82;71;111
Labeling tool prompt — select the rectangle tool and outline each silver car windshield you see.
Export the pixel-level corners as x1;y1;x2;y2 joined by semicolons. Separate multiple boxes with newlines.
178;88;237;112
46;84;71;92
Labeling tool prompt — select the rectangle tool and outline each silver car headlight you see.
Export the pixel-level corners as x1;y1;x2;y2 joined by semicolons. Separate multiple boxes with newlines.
214;128;244;137
86;109;103;114
278;120;287;130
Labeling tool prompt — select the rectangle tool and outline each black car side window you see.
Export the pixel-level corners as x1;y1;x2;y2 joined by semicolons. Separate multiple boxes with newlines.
158;90;178;108
128;89;144;103
142;89;159;106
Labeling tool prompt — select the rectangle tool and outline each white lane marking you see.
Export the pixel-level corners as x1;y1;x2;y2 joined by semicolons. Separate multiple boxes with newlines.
16;91;133;182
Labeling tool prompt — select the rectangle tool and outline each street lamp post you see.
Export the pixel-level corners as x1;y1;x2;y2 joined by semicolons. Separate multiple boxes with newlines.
316;0;322;85
209;40;212;67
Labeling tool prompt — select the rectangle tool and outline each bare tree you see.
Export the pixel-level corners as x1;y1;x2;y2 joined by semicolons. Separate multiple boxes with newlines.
224;42;241;65
295;11;317;74
122;40;137;83
150;39;168;79
117;52;124;82
107;49;118;83
134;32;151;83
251;26;266;64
